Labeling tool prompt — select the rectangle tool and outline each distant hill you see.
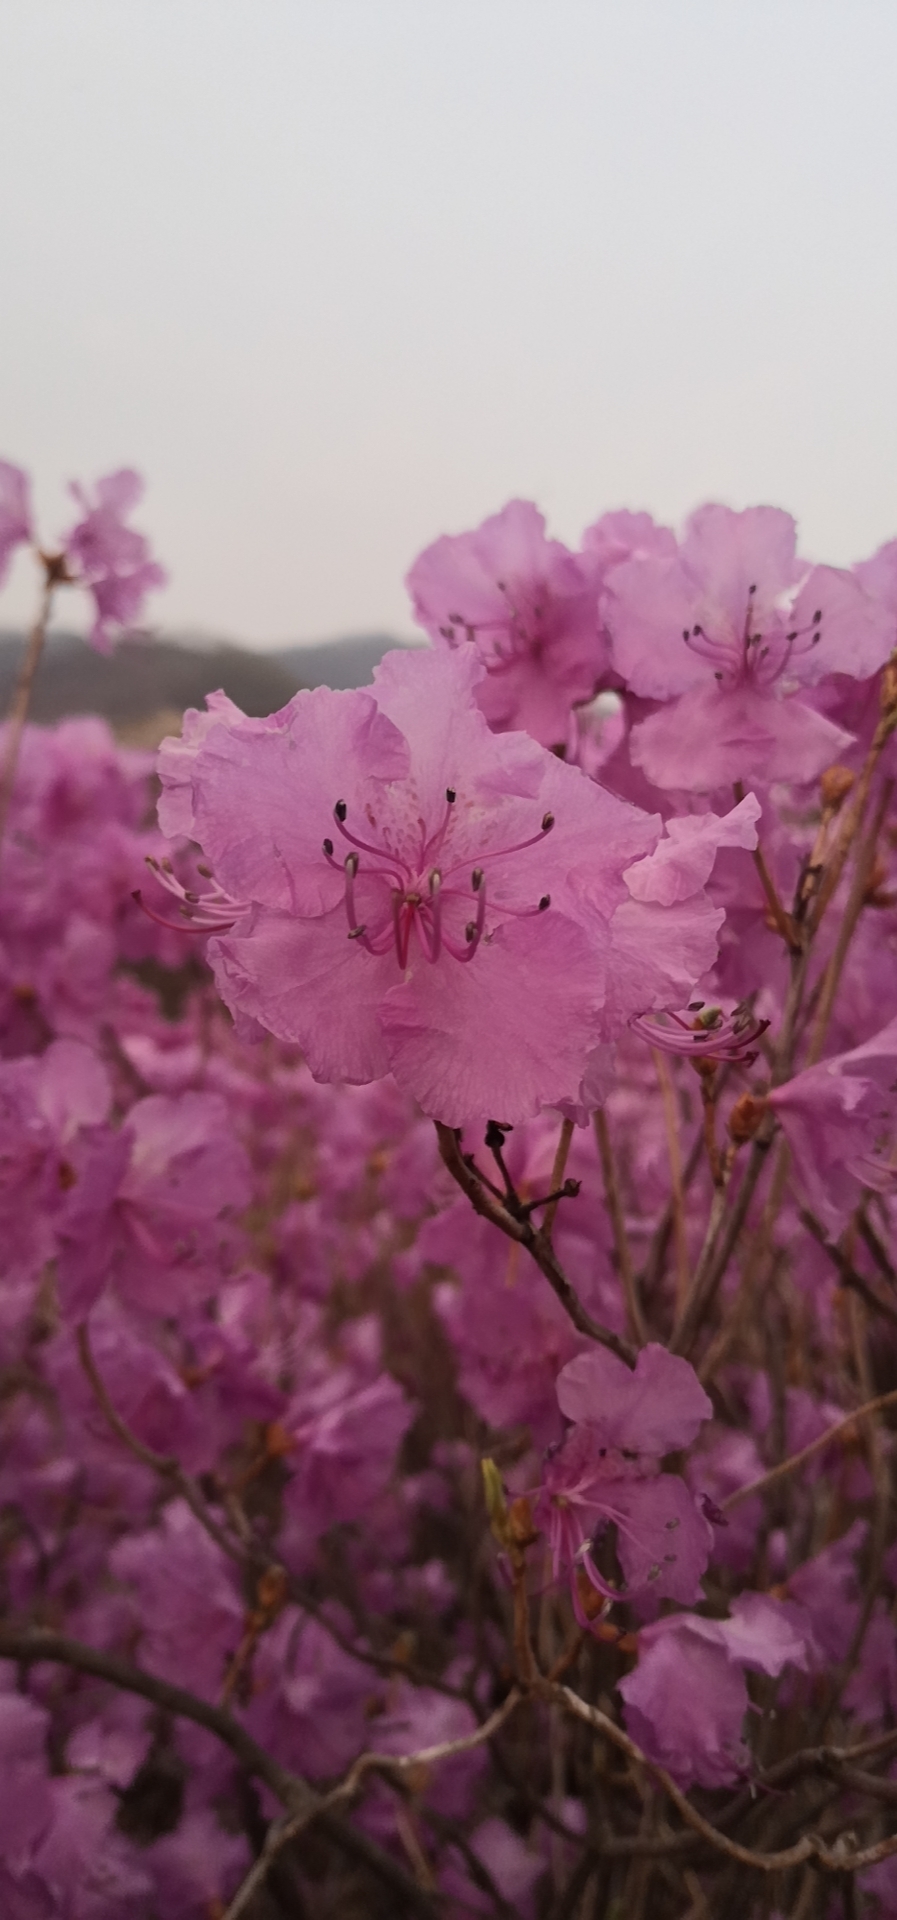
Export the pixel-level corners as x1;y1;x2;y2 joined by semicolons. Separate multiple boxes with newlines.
0;630;414;734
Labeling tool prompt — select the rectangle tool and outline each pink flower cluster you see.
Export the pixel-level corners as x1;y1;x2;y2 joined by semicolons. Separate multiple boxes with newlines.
2;483;897;1917
0;459;165;649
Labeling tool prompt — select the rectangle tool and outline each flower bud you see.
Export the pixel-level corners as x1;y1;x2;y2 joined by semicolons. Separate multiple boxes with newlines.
728;1093;768;1145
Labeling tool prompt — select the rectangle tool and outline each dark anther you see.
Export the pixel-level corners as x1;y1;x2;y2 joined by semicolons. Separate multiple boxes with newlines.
541;812;555;832
465;922;477;942
322;838;333;856
538;895;550;911
813;609;822;623
471;868;484;891
748;583;757;594
445;787;456;803
562;1178;581;1197
197;864;212;878
682;628;690;641
484;1120;508;1151
786;631;798;643
348;925;367;940
334;800;347;822
693;625;703;637
688;1000;705;1011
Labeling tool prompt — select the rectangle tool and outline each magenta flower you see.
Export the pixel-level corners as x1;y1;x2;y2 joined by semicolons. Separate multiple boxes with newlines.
158;647;658;1128
406;499;607;746
619;1593;815;1788
603;503;893;791
535;1343;714;1615
768;1014;897;1231
64;469;166;653
0;460;32;585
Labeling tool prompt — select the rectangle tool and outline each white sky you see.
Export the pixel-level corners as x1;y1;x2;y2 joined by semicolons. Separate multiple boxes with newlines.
1;0;896;646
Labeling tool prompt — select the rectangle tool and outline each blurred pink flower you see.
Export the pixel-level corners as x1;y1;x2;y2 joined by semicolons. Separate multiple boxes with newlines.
0;459;32;585
64;468;166;652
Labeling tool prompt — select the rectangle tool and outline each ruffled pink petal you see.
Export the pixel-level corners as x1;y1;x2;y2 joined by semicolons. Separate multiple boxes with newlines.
209;904;394;1085
629;681;854;792
379;912;605;1128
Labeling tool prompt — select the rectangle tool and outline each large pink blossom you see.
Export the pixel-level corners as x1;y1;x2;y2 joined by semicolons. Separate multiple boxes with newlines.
603;503;892;791
158;646;659;1128
405;499;606;746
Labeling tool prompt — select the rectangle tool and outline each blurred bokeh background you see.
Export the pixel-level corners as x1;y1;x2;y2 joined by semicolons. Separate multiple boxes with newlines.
1;0;896;728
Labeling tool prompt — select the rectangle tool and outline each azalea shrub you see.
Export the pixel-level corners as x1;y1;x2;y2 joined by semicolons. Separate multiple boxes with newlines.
2;473;897;1917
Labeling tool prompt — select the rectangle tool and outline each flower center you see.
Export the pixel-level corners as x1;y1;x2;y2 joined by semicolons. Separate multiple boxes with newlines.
322;788;555;968
682;585;823;689
439;579;548;674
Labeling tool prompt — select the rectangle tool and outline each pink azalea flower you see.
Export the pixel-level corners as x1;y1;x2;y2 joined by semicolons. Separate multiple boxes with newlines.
535;1343;714;1614
603;503;893;791
0;459;32;584
55;1089;251;1318
768;1014;897;1231
64;469;166;653
619;1592;815;1788
157;646;659;1128
110;1499;244;1696
0;1691;55;1873
405;499;607;746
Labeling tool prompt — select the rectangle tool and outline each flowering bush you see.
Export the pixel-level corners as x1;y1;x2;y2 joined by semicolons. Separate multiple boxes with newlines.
2;474;897;1917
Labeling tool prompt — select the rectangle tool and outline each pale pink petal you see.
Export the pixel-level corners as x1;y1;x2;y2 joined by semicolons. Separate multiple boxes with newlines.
624;794;761;906
379;913;605;1127
209;905;394;1085
629;681;854;792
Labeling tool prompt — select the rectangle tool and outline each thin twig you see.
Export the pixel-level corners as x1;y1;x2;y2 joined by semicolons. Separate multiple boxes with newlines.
799;1209;897;1329
0;1622;310;1812
76;1320;249;1567
652;1050;690;1308
545;1680;897;1876
435;1123;635;1364
0;573;54;856
223;1690;521;1919
807;776;894;1064
542;1116;575;1237
594;1106;647;1343
721;1385;897;1511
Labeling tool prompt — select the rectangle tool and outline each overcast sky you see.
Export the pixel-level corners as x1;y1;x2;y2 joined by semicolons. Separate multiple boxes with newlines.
1;1;896;646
